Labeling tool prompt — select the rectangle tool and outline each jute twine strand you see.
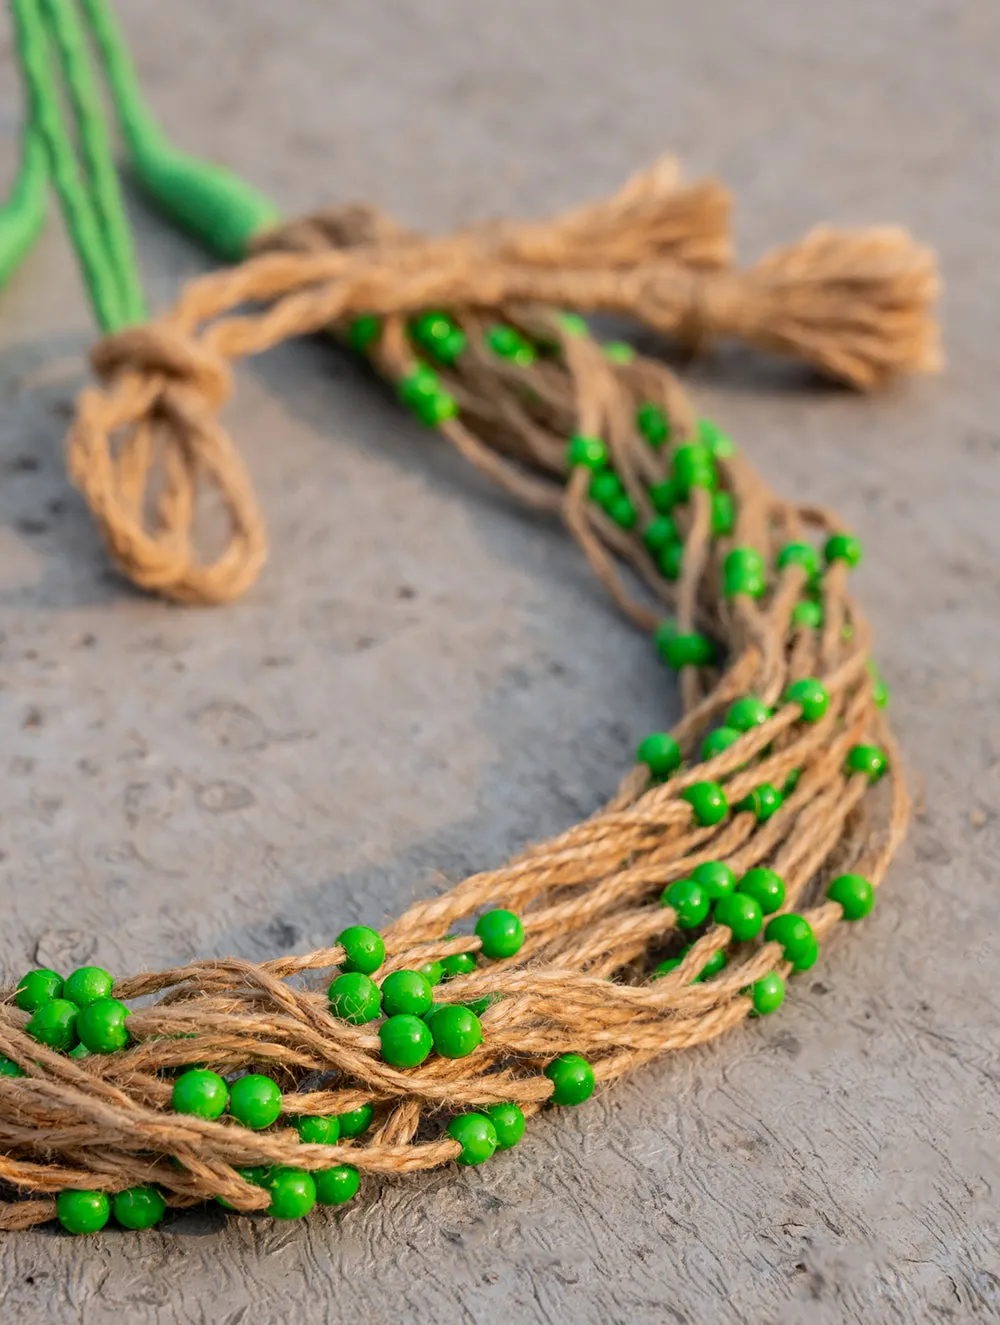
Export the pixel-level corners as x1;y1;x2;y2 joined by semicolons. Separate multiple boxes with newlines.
0;158;931;1228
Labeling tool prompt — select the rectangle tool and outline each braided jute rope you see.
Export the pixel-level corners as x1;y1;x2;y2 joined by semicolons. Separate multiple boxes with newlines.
0;158;934;1231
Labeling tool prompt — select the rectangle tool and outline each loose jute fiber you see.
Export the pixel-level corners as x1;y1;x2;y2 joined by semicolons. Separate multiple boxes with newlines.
0;158;938;1230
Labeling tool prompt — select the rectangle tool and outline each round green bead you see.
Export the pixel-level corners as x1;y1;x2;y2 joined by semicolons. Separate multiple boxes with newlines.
672;443;716;495
682;781;728;826
336;926;385;976
751;972;785;1016
723;548;766;599
846;744;888;782
15;968;63;1012
825;532;863;567
296;1114;339;1145
172;1069;228;1119
267;1167;316;1220
711;489;736;536
783;768;802;795
484;1102;525;1150
696;948;728;981
545;1053;595;1106
431;1005;483;1059
784;677;830;722
792;599;824;629
380;969;434;1018
827;872;874;920
607;493;638;529
410;309;458;345
56;1189;110;1235
589;470;625;506
777;542;821;577
868;661;889;709
701;726;742;762
764;913;816;968
556;311;589;337
63;966;113;1009
429;329;468;366
216;1166;272;1209
418;959;444;987
486;324;536;365
714;892;763;942
659;630;715;670
347;314;381;354
658;540;684;582
398;364;439;405
737;868;786;915
649;477;681;513
726;696;771;732
314;1164;360;1206
567;434;609;470
642;515;677;555
27;998;79;1052
328;972;382;1024
636;402;669;447
636;732;682;779
691;861;736;900
447;1113;498;1166
475;909;524;960
379;1014;433;1069
603;340;635;364
791;935;820;971
736;783;784;823
652;957;683;979
337;1102;374;1138
661;879;711;929
413;389;459;427
113;1186;166;1230
76;998;130;1054
441;951;477;980
230;1074;282;1130
0;1055;25;1078
697;418;735;459
464;994;498;1016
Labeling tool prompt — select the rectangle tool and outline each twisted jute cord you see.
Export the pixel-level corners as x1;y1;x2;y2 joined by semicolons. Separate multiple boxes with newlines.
0;158;932;1228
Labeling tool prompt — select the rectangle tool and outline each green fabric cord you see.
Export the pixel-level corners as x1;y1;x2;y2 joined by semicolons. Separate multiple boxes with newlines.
81;0;283;261
0;122;48;291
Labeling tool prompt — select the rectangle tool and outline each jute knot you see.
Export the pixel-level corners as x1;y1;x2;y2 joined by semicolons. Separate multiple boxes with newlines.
90;322;233;413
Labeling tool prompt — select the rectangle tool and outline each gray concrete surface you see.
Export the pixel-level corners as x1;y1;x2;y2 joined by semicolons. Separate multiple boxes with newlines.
1;1;998;1321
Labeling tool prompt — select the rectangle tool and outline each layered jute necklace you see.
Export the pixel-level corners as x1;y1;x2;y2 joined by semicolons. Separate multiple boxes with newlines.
0;0;939;1234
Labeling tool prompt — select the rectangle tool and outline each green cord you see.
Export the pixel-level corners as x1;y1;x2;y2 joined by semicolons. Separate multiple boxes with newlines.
0;121;48;290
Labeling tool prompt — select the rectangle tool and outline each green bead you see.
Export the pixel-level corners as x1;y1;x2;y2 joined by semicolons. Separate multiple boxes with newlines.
636;732;682;779
544;1053;595;1106
230;1074;282;1130
696;948;728;981
777;542;821;577
431;1005;483;1059
27;998;79;1051
475;909;525;960
737;868;786;915
643;515;677;555
637;402;670;447
328;972;382;1024
661;879;711;929
701;726;742;761
672;443;716;495
441;951;477;980
217;1166;272;1208
607;493;638;529
418;959;444;987
735;783;784;822
447;1112;498;1165
0;1055;25;1078
56;1189;110;1235
483;1102;525;1150
784;677;830;722
827;872;874;920
567;434;609;470
347;314;381;354
697;418;736;458
267;1167;317;1220
337;1102;374;1138
682;781;728;826
791;935;820;971
659;631;715;670
651;957;683;979
714;893;763;942
868;662;889;709
314;1164;360;1206
751;972;785;1016
649;477;681;513
63;966;114;1009
792;599;824;629
825;533;863;568
172;1069;228;1119
381;969;434;1018
711;489;736;536
723;548;766;599
658;540;684;581
589;470;625;506
410;310;459;348
413;389;459;426
726;697;772;732
556;312;589;337
76;998;130;1054
486;323;536;365
783;768;802;795
464;994;498;1016
15;968;63;1012
603;340;635;364
846;744;888;782
691;861;737;900
764;914;816;968
336;926;385;975
429;329;468;366
398;365;439;406
113;1186;166;1230
296;1114;339;1145
379;1014;433;1068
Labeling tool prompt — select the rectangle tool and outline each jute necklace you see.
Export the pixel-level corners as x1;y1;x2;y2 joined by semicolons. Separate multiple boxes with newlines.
0;0;939;1233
